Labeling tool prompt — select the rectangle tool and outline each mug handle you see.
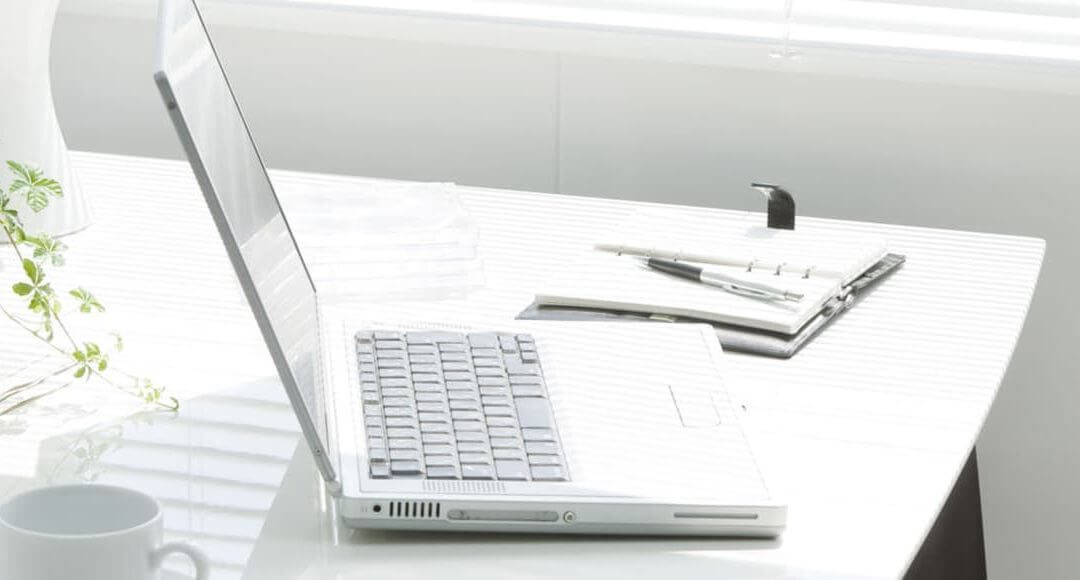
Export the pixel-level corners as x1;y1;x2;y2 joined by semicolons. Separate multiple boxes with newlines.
152;541;210;580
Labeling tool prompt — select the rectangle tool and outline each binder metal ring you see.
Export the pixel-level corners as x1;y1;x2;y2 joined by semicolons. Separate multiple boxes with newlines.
746;259;758;273
803;266;815;279
774;262;786;276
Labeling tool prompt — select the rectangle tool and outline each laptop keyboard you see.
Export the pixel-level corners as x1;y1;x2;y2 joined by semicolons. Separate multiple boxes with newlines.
356;330;569;482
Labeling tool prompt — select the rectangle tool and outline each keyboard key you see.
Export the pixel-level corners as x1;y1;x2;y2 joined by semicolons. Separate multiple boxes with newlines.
446;380;476;391
459;452;492;465
479;386;510;397
424;454;456;467
498;336;518;353
412;372;440;383
379;378;410;388
525;441;559;455
456;441;489;454
361;391;380;404
488;426;518;438
422;432;452;444
426;466;458;479
440;351;468;362
512;385;545;398
404;333;434;345
451;410;483;421
380;387;411;398
531;465;567;481
522;428;555;441
409;354;436;364
509;375;542;385
444;371;474;381
495;460;529;481
415;391;445;402
442;361;470;372
418;412;449;423
410;363;439;374
478;376;508;386
505;361;540;376
483;405;515;417
493;448;525;460
461;464;495;480
378;368;407;378
468;333;499;348
377;358;405;368
386;427;418;438
386;417;417;428
515;398;555;428
382;396;412;407
407;345;436;355
449;399;480;411
384;407;415;418
528;454;560;466
454;431;487;442
420;422;450;433
448;390;478;401
390;449;421;461
454;420;485;432
373;331;402;340
390;460;423;475
470;348;499;358
521;351;539;363
368;448;388;462
370;463;390;478
489;437;520;449
439;343;466;352
472;358;501;367
417;402;447;413
424;444;455;455
414;382;443;392
389;438;418;449
486;416;516;428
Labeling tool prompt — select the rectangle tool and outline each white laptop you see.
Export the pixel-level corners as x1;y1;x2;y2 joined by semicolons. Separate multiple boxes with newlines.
153;0;785;536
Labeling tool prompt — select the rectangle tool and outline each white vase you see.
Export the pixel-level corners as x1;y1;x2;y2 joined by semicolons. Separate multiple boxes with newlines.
0;0;92;238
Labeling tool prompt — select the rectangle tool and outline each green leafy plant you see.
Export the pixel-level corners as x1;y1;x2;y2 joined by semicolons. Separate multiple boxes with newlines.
0;161;177;416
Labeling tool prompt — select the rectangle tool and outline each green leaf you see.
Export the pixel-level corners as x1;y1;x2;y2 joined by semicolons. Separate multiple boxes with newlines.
21;259;40;284
98;360;108;372
7;162;63;213
12;282;32;296
73;366;86;379
73;350;85;362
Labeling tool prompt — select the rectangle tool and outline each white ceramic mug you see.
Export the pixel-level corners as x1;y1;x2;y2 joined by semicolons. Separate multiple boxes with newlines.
0;483;209;580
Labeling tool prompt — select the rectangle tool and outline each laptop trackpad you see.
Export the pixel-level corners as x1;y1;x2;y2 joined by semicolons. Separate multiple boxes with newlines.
668;385;722;428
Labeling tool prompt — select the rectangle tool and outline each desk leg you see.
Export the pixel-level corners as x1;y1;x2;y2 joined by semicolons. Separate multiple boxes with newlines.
904;449;987;580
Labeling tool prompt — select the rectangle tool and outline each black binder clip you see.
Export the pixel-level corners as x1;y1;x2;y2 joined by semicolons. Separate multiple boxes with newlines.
750;183;795;230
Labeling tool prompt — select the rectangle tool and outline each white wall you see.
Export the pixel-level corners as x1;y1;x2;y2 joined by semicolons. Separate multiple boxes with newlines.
51;7;1080;578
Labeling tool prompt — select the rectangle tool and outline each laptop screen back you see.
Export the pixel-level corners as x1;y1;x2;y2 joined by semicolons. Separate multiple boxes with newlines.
154;0;337;483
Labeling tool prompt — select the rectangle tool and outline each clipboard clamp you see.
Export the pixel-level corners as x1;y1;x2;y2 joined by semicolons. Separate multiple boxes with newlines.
750;183;796;230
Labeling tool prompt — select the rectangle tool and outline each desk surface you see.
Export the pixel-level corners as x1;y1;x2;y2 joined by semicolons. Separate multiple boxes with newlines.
0;152;1043;580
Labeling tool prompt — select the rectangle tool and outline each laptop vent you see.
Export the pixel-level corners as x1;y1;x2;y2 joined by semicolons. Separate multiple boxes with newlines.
423;480;506;494
387;501;442;519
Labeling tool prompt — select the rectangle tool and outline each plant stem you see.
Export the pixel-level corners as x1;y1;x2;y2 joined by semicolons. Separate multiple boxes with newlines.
0;362;78;406
0;381;75;417
0;303;70;358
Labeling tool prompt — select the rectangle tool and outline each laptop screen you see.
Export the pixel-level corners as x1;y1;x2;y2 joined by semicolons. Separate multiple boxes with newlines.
154;0;337;482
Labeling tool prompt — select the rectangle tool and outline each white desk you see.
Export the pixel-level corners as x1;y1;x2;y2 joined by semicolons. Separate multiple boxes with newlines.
0;152;1043;579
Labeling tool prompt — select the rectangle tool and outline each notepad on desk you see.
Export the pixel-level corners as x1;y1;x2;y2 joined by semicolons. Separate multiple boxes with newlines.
532;208;894;337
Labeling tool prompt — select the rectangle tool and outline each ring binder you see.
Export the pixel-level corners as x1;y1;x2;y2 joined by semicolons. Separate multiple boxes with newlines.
750;183;796;230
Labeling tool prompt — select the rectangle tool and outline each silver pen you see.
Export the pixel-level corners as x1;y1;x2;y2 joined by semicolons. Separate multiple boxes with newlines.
643;258;804;302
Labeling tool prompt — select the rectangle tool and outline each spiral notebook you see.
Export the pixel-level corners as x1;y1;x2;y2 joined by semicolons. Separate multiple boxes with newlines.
533;209;891;335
